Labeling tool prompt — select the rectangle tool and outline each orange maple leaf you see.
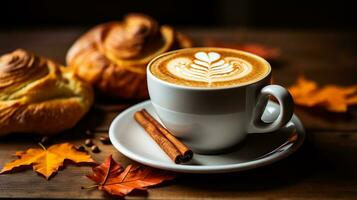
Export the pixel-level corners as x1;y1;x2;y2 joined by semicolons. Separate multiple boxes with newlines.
0;143;95;179
85;155;175;197
289;76;357;112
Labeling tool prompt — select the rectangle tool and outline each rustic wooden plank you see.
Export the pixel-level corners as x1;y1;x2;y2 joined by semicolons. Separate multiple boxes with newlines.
0;29;357;199
0;131;128;200
77;103;132;132
295;107;357;131
0;130;357;199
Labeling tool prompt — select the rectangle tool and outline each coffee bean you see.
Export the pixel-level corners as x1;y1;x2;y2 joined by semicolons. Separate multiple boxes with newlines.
77;145;86;152
91;145;100;153
99;136;111;144
85;139;93;147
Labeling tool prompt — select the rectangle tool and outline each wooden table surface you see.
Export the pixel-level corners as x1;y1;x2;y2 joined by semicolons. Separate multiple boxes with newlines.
0;28;357;199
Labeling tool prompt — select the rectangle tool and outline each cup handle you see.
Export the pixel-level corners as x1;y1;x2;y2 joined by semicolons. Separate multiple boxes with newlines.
249;85;294;133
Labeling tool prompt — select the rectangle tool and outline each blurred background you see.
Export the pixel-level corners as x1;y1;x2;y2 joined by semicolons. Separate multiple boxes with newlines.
1;0;356;30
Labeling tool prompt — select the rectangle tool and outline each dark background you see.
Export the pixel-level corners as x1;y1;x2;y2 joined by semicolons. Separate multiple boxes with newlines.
0;0;356;30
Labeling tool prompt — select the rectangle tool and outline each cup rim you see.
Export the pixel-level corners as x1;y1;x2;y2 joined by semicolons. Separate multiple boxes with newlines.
147;47;272;91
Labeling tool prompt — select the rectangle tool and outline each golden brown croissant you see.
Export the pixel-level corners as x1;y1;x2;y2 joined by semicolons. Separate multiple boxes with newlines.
0;49;93;136
66;13;192;99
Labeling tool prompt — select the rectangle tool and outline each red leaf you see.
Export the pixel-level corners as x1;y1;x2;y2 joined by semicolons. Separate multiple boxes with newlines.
86;155;175;197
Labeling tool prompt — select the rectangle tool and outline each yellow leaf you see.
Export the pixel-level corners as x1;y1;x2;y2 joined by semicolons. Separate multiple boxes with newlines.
0;143;95;179
289;76;357;112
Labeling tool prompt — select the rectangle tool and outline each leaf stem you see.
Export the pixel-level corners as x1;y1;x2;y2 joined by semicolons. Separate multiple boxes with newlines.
95;176;153;186
38;142;46;150
100;157;112;186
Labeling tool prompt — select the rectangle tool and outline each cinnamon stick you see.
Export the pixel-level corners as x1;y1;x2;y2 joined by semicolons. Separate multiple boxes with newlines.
141;109;193;161
134;109;193;164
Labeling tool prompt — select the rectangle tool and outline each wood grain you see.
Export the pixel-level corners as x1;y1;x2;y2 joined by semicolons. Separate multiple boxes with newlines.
0;29;357;199
0;131;356;199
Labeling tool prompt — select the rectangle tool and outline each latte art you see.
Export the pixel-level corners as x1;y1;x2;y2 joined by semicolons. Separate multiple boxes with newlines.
167;51;253;85
150;48;270;88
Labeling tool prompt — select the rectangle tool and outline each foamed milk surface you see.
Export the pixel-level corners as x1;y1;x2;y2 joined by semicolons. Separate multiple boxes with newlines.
150;48;270;88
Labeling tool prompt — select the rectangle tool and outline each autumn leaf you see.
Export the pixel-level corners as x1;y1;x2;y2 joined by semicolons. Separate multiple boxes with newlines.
289;76;357;112
0;143;95;179
204;39;280;60
84;155;175;197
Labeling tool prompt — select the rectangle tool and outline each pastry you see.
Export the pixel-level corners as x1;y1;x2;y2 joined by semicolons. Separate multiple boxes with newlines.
66;13;192;99
0;49;93;136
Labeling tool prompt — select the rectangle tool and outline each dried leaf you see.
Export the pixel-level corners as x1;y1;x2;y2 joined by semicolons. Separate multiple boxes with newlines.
289;76;357;112
85;155;175;197
0;143;95;179
204;39;280;60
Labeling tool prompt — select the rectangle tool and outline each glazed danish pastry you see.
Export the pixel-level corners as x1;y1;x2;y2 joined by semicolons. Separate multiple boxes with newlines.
66;13;192;99
0;49;93;136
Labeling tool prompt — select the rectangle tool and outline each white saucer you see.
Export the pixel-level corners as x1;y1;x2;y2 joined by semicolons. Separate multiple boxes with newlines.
109;100;305;173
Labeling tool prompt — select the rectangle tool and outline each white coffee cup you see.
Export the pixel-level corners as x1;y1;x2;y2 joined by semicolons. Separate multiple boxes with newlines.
147;48;294;154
